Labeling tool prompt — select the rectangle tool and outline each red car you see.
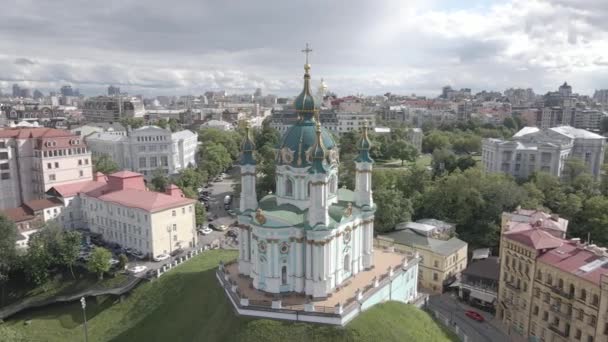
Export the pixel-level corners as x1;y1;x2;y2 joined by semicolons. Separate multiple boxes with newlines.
465;310;485;322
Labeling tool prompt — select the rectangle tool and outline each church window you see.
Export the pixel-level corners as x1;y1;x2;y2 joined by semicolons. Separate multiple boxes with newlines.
330;175;337;194
344;254;351;273
307;182;311;197
281;266;287;285
258;240;267;253
280;242;289;254
285;178;294;197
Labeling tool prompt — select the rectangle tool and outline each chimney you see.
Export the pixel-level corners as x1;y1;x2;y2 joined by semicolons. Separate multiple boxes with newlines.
93;171;105;182
550;213;559;222
165;184;184;197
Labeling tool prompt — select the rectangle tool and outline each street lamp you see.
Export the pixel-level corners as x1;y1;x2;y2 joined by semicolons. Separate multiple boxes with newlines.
80;296;89;342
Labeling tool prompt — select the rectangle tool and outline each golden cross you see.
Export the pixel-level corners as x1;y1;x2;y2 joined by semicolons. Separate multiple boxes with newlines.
301;43;313;64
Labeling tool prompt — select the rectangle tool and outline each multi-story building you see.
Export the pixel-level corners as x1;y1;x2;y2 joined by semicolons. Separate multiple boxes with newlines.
573;109;608;132
0;198;64;248
0;127;93;210
85;125;197;178
377;219;467;293
269;109;375;135
593;89;608;105
458;256;500;312
498;208;608;342
46;171;197;258
82;96;145;122
482;126;606;180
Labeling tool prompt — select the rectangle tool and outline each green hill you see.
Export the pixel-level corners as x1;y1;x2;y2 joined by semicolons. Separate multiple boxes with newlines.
3;250;455;342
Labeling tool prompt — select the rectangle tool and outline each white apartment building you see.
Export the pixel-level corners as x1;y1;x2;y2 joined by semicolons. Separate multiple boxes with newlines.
0;127;93;210
482;126;605;180
573;109;607;132
47;171;196;258
86;126;198;178
82;96;145;122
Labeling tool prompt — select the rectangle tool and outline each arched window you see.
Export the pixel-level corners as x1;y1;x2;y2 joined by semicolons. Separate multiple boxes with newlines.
285;178;294;197
344;254;351;273
281;266;287;285
307;182;311;198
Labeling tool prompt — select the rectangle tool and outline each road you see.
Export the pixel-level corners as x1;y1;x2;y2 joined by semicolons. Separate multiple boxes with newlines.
428;293;510;342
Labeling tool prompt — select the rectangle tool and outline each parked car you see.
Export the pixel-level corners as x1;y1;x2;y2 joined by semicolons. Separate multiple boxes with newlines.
109;258;119;266
199;195;210;202
201;190;210;196
131;250;146;260
218;224;228;231
170;248;183;257
226;230;237;238
465;310;484;322
153;253;170;262
198;226;213;235
208;223;217;230
128;265;148;274
224;195;232;205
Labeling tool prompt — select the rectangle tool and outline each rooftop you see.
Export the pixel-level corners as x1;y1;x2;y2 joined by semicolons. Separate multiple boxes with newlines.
463;256;500;281
380;229;467;256
0;127;75;139
504;228;563;250
538;241;608;286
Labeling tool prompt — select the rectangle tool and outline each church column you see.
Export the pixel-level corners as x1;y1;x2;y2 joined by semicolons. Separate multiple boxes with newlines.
239;124;258;212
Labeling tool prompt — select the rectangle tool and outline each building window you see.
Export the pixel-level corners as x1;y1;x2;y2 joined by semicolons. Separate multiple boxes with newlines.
49;174;56;181
173;224;177;231
434;260;439;268
575;329;582;340
161;156;168;166
433;273;438;281
78;159;82;165
592;294;599;307
285;178;293;197
0;152;8;159
79;170;84;177
172;210;176;217
533;306;539;315
139;157;146;168
281;266;287;285
150;157;158;168
173;235;177;241
47;163;52;169
581;289;587;302
590;315;597;327
1;173;9;180
542;311;548;321
85;158;89;165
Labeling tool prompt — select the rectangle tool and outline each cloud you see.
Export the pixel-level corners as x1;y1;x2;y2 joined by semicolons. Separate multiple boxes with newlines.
0;0;608;96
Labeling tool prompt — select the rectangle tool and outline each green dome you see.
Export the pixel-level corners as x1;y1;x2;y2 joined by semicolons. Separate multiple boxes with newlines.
278;120;336;168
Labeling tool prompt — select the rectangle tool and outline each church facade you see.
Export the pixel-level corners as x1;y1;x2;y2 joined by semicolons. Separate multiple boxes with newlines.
236;60;376;299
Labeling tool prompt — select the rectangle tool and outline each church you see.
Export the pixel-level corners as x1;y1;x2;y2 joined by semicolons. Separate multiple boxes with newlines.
236;55;376;299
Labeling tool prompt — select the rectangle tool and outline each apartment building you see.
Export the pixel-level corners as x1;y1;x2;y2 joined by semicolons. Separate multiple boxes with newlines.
0;127;93;210
0;198;64;248
82;96;145;122
482;126;606;180
85;125;198;178
47;171;197;258
269;109;375;135
498;208;608;342
377;219;467;293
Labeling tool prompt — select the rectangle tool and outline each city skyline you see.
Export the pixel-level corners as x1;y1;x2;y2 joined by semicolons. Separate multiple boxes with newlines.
1;0;608;96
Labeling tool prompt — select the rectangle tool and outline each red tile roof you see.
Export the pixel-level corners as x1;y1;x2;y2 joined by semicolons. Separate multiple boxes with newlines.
48;171;194;212
505;228;564;250
538;242;608;286
1;206;35;223
0;127;74;139
24;198;63;211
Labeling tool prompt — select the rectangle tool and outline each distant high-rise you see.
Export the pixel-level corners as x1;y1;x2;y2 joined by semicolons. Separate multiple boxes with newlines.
108;85;121;96
33;89;43;99
12;84;20;97
558;82;572;97
254;88;262;97
60;85;74;97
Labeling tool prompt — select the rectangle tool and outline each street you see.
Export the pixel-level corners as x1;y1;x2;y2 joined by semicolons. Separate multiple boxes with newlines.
428;293;511;342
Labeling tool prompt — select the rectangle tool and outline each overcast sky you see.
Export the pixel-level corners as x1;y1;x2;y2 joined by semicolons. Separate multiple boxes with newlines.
1;0;608;97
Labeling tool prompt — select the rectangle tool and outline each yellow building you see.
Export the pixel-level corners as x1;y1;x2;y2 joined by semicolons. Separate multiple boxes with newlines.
378;220;467;293
498;208;608;342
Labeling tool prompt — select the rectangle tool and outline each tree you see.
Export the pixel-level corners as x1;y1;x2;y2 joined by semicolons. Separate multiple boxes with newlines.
503;117;518;130
168;118;180;132
373;189;413;233
175;168;206;190
59;230;82;279
563;158;587;183
119;117;145;129
150;168;169;192
87;247;112;280
431;148;458;177
156;118;168;129
256;144;277;198
118;254;128;270
601;116;608;134
199;143;231;179
0;215;17;302
388;139;419;166
93;154;119;174
24;235;52;286
195;202;207;226
575;196;608;246
422;130;451;153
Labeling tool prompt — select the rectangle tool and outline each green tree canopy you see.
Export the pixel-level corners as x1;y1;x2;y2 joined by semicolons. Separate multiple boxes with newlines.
374;189;413;233
93;154;119;174
88;247;112;280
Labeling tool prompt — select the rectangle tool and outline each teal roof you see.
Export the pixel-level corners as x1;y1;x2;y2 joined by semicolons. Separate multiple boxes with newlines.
242;189;371;230
355;122;373;163
278;114;336;168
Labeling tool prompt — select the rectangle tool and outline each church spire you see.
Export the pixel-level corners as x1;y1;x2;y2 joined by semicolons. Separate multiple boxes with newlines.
294;43;317;122
240;122;256;165
309;121;328;174
355;120;373;163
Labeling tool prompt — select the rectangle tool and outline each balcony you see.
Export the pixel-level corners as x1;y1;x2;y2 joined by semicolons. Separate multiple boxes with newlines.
549;305;572;319
550;286;574;300
548;323;569;338
504;281;522;292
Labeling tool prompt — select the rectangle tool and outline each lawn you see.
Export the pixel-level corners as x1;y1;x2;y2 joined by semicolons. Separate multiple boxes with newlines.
375;154;432;169
2;250;456;342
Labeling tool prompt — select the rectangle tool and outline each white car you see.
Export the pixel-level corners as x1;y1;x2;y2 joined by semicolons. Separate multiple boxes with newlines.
128;265;148;274
109;258;119;266
198;226;213;235
153;253;170;262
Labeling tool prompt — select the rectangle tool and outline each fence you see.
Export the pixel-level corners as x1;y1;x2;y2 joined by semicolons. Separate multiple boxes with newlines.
426;306;470;342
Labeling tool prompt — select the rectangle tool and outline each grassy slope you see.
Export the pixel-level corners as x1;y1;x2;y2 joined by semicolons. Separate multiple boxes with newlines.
4;250;455;342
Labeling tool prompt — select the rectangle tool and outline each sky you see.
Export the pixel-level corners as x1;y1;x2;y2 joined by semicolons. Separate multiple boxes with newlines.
1;0;608;97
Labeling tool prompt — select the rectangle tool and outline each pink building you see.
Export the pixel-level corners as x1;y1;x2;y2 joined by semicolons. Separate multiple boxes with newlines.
0;127;93;210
